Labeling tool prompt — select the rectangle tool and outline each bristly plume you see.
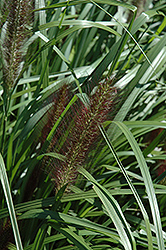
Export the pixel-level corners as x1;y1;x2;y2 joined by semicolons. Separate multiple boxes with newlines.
0;218;14;250
39;84;71;147
41;80;117;192
0;0;33;91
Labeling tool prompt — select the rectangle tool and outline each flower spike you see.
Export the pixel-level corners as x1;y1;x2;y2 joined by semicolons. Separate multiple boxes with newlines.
0;0;33;91
40;80;117;192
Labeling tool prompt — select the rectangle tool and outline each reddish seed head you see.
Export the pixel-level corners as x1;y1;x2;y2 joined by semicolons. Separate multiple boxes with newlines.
40;80;117;192
1;0;33;90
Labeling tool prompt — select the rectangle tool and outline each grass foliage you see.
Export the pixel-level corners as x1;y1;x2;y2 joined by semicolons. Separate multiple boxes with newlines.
0;0;166;249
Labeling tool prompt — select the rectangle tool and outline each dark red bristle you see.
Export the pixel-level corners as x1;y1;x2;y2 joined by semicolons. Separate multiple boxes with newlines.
1;0;34;90
39;80;117;192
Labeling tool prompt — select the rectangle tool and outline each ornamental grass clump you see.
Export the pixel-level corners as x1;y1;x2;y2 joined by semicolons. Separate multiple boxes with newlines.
0;0;33;91
41;80;117;192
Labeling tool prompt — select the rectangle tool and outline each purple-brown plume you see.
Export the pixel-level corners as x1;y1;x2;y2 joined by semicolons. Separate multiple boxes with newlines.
0;0;33;90
40;80;117;192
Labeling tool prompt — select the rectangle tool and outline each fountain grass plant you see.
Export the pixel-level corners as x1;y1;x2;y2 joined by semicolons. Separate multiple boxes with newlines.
0;0;166;249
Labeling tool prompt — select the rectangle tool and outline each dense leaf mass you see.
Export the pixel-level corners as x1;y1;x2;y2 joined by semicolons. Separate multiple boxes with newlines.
0;0;166;249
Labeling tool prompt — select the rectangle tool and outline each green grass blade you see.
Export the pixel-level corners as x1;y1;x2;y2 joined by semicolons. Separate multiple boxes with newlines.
35;31;70;64
38;0;49;88
32;224;47;250
35;0;136;12
0;154;23;250
113;121;165;250
90;1;157;74
7;133;13;172
19;209;121;242
48;221;93;250
79;167;136;250
99;125;153;249
123;121;166;129
109;33;166;140
38;20;120;37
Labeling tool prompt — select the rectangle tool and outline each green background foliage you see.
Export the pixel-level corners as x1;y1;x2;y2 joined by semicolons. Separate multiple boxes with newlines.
0;0;166;249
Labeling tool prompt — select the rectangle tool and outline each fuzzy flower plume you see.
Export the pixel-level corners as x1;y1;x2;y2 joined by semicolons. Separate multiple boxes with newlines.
41;80;117;192
0;0;33;90
40;84;70;147
0;218;14;249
